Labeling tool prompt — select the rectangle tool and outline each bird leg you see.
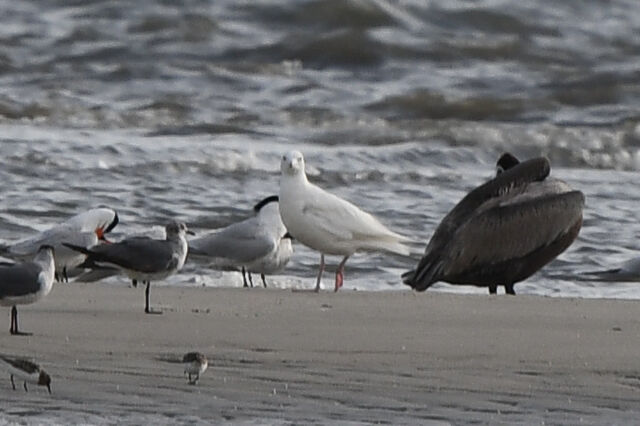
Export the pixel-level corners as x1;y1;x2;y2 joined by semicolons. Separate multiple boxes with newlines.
488;284;497;295
132;279;138;288
315;254;325;292
10;374;15;390
63;266;69;283
242;267;249;288
261;273;267;288
335;256;349;292
144;281;162;315
23;381;28;392
10;306;31;336
505;283;516;295
248;271;254;288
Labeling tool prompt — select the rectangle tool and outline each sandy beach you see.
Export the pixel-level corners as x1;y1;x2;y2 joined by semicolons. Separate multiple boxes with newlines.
1;283;639;425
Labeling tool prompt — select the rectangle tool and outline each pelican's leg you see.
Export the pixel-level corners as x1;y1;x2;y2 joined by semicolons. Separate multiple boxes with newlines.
248;271;254;288
10;306;31;336
242;267;249;287
23;381;28;392
132;279;138;288
261;273;267;288
144;281;162;315
505;283;516;295
335;255;350;292
63;266;68;283
10;374;15;390
314;254;325;292
488;284;498;295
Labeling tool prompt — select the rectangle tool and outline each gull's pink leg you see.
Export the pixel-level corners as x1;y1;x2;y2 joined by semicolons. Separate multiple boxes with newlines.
315;254;325;292
335;255;349;292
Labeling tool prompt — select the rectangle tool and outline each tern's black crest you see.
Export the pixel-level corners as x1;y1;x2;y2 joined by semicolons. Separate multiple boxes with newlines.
253;195;279;213
105;211;119;234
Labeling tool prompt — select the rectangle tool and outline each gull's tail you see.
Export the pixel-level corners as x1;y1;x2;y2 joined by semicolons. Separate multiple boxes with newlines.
375;238;411;257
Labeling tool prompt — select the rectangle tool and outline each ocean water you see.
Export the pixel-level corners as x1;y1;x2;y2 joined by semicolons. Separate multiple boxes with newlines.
0;0;639;300
2;2;640;425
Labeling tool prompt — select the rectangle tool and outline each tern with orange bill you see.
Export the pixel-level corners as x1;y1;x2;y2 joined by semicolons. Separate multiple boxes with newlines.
3;208;119;282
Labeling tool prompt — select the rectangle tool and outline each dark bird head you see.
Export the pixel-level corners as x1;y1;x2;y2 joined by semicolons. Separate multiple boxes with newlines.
38;370;52;394
496;153;520;176
166;221;195;237
183;352;206;364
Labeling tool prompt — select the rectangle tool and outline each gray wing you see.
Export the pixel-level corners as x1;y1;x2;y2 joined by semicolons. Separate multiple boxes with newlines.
87;238;175;273
189;219;276;264
0;262;42;298
439;190;585;278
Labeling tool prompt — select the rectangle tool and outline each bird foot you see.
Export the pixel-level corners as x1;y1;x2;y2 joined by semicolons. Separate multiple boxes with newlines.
144;308;163;315
10;330;32;336
334;272;343;292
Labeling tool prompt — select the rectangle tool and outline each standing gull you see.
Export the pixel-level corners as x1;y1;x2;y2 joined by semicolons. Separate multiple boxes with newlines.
189;195;294;288
65;221;191;314
0;355;52;393
0;245;55;335
4;207;119;282
402;154;584;295
279;151;410;292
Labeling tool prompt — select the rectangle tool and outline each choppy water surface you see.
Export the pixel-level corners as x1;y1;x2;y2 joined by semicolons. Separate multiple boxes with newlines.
1;0;640;300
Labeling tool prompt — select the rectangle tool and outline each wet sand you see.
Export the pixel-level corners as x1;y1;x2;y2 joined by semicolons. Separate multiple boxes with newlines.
1;283;639;424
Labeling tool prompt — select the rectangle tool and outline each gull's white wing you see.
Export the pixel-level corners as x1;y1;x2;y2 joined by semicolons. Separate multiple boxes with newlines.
299;185;409;255
304;186;404;240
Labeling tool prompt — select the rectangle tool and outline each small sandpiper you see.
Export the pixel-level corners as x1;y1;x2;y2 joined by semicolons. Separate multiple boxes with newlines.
0;355;51;394
183;352;208;385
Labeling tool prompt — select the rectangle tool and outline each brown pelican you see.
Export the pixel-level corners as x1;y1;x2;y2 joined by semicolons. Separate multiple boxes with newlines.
402;154;584;295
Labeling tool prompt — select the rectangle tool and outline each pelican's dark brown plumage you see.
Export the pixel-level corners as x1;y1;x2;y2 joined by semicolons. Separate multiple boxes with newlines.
402;155;584;295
